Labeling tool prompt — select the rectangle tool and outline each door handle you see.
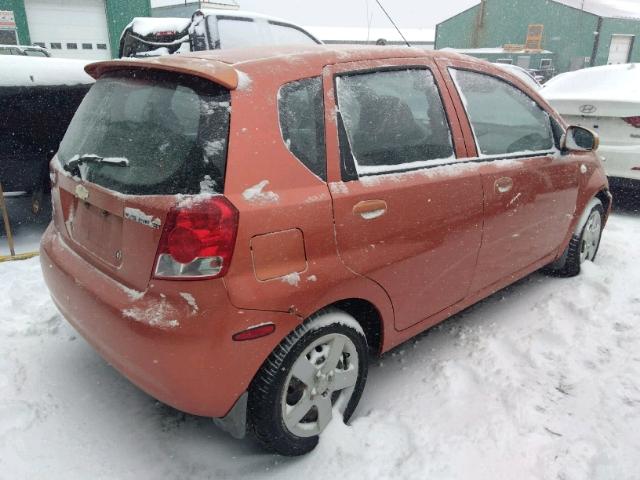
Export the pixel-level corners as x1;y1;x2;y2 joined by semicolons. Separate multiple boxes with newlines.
352;200;387;220
495;177;513;194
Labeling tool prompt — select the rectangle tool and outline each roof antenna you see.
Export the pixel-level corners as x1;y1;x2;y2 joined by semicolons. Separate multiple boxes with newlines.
375;0;411;47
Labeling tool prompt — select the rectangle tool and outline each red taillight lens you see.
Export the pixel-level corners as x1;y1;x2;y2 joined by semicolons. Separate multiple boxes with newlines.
623;116;640;128
154;196;239;279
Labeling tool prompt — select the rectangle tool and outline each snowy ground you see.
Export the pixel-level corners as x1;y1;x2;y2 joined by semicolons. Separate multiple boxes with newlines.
1;191;639;479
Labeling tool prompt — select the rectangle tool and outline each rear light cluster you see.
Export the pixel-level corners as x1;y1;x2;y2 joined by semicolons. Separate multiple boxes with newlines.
623;116;640;128
154;196;239;280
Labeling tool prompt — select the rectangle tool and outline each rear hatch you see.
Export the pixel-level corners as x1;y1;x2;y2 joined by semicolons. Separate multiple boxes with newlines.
52;68;231;291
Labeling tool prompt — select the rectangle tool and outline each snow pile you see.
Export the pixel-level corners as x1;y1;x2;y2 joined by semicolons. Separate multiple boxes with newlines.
0;56;94;88
1;213;640;478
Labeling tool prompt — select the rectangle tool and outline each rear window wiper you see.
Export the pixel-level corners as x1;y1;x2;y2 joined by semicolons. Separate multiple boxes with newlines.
63;154;129;173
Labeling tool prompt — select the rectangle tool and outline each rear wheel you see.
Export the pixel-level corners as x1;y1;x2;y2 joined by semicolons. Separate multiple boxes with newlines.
547;199;604;277
248;309;368;456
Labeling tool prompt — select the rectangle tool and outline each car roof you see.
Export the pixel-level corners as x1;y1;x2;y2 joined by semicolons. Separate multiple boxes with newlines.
0;44;47;51
87;45;473;89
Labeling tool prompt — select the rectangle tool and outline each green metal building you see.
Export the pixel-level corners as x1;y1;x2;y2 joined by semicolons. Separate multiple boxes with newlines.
435;0;640;74
0;0;150;59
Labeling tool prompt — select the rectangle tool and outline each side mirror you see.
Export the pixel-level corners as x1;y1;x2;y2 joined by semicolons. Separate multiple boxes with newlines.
561;125;599;152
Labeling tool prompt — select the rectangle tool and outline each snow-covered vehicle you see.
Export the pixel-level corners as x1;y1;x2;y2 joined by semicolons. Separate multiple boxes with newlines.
0;56;93;213
119;9;321;58
41;45;610;456
0;44;50;57
542;63;640;189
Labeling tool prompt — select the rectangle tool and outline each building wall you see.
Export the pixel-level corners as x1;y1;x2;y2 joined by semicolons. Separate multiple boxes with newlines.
0;0;30;44
435;5;480;49
105;0;150;57
594;17;640;65
436;0;601;73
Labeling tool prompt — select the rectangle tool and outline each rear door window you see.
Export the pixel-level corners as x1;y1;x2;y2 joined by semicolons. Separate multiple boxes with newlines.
335;68;455;175
58;70;230;195
278;77;326;180
450;68;554;156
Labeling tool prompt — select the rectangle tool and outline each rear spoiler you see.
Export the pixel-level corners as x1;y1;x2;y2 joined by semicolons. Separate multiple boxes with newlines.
85;56;239;90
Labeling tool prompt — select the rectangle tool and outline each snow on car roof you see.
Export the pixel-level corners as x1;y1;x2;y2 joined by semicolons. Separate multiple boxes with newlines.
126;17;191;37
0;56;94;88
197;8;295;24
542;63;640;102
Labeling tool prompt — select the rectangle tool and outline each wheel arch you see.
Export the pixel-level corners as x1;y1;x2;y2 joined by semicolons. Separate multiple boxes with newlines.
306;298;385;356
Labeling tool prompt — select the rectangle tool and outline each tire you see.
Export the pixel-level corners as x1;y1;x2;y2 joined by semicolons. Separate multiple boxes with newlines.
548;199;604;277
248;309;368;456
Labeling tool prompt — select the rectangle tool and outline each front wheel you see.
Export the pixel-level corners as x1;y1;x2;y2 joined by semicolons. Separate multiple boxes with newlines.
248;309;368;456
547;198;604;277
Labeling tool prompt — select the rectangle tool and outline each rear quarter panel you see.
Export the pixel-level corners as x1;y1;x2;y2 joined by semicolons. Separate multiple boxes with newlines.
221;57;395;333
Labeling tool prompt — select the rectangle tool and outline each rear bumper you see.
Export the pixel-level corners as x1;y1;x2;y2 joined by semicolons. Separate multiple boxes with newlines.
40;224;301;418
598;144;640;181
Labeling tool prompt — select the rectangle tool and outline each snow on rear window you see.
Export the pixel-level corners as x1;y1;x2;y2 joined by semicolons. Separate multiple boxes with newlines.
57;70;230;196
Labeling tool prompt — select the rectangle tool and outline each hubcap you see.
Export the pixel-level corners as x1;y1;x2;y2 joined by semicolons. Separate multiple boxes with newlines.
282;332;359;438
580;210;602;263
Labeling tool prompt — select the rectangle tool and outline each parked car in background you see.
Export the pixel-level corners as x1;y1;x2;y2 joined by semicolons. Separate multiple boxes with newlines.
494;62;542;90
41;46;610;456
0;56;92;213
0;44;50;57
120;9;321;58
542;63;640;189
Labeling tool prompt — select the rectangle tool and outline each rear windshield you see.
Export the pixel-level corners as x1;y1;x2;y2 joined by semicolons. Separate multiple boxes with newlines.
58;70;230;195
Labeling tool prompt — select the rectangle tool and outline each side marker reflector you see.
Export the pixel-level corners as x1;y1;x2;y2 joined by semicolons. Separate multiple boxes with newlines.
232;323;276;341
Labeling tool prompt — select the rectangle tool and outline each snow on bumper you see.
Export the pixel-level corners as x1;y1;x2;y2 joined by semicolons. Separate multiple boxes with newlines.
40;224;300;418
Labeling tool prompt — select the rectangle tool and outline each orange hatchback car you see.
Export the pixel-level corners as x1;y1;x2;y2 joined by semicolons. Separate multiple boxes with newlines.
41;46;610;455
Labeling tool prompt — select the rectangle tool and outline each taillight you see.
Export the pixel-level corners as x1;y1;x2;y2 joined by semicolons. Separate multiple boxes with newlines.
622;116;640;128
153;196;239;280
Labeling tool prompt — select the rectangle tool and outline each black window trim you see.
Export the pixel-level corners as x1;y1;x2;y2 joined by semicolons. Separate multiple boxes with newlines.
267;20;322;44
333;65;458;181
276;74;327;182
448;66;562;161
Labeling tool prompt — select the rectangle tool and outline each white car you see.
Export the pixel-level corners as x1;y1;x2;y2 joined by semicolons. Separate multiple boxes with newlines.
542;63;640;188
120;9;321;58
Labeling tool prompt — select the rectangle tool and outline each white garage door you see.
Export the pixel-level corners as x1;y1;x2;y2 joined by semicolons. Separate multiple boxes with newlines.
24;0;111;60
607;34;634;65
